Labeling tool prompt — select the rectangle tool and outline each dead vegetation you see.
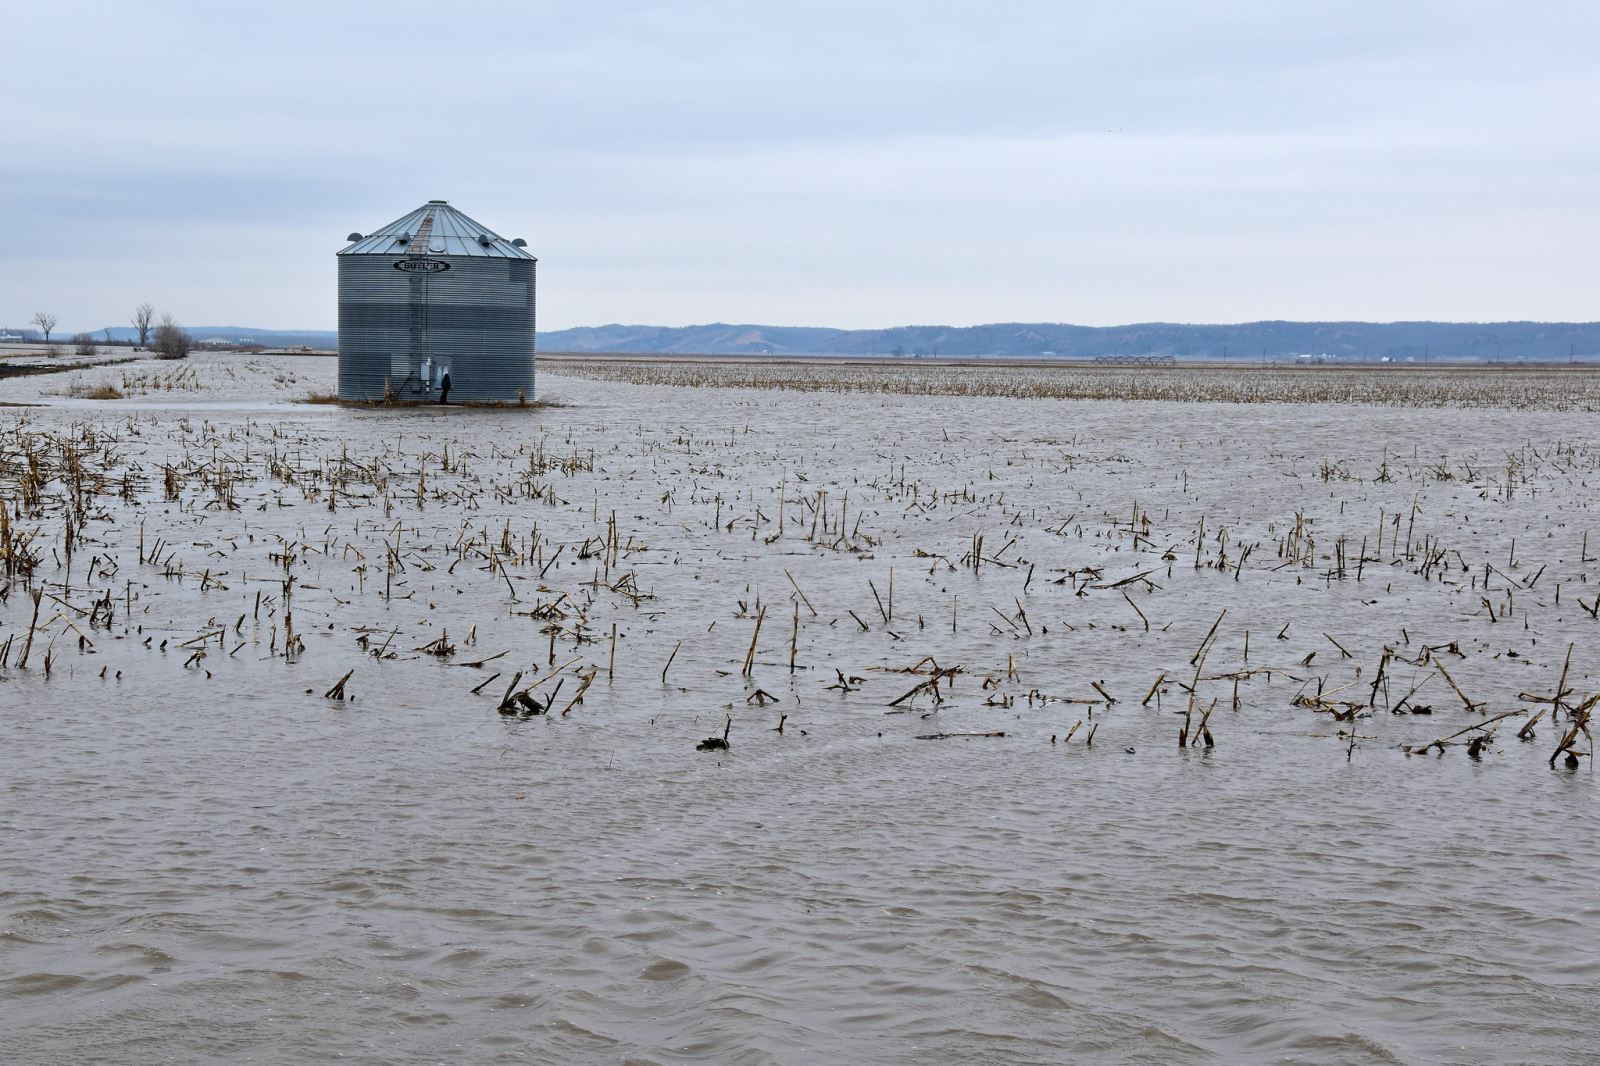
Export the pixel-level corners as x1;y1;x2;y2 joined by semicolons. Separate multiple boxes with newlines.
119;364;201;394
548;356;1600;411
68;382;124;400
0;386;1595;776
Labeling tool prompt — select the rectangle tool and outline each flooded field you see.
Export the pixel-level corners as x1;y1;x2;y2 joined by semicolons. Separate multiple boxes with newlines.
545;353;1600;410
2;354;1597;1064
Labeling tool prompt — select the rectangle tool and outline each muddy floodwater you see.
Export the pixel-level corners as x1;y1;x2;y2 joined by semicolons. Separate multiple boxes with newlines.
2;355;1597;1064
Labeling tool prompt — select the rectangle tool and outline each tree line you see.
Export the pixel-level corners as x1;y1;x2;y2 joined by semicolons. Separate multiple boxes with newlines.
24;304;190;360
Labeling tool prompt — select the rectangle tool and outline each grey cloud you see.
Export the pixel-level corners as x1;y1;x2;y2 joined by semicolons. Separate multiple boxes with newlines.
4;1;1598;332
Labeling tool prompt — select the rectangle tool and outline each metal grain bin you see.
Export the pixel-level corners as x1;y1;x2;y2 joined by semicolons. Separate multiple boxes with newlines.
337;200;536;403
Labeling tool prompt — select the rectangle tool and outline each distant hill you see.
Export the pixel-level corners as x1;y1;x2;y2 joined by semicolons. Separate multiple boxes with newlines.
539;321;1600;361
80;320;1600;360
540;323;843;355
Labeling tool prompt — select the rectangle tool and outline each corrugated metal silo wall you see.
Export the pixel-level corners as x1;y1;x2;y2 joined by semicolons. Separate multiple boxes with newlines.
338;256;536;402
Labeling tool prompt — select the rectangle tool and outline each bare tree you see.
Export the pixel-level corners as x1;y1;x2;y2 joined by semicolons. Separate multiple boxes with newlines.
154;313;191;360
31;311;57;344
73;333;97;359
132;303;155;348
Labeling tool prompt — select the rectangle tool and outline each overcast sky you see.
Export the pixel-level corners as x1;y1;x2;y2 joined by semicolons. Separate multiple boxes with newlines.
4;1;1598;333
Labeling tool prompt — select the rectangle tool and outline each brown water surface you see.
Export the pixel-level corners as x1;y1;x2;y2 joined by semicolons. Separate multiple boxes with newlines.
2;362;1596;1064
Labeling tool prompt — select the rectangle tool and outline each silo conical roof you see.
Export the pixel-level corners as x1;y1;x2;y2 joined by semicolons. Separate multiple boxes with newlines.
339;200;534;259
